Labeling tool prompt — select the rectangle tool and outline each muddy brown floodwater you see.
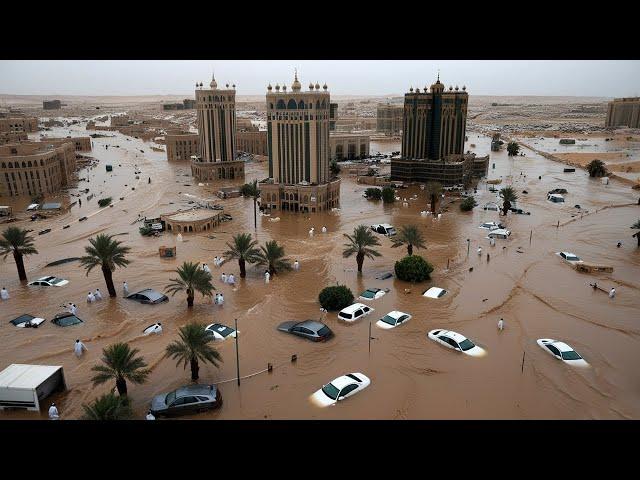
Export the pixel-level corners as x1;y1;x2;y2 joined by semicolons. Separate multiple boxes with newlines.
1;125;639;420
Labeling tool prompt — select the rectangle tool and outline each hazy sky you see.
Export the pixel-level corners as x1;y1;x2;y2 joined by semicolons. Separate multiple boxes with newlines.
1;60;638;97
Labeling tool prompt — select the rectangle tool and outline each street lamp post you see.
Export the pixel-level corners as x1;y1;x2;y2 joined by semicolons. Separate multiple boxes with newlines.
235;318;240;386
467;238;470;257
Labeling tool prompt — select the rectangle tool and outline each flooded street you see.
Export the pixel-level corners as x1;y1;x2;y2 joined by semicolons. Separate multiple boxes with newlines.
1;125;639;420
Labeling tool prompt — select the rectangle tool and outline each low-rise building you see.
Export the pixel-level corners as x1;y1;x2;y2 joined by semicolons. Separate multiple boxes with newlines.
329;133;370;161
110;114;129;127
43;100;61;110
391;152;489;186
236;130;267;156
0;116;38;133
606;97;640;128
376;103;403;135
41;136;92;152
0;131;28;145
166;134;199;161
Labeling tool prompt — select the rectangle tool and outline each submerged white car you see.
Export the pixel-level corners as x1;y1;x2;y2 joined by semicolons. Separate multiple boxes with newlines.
27;276;69;287
311;372;371;407
427;329;485;357
204;323;238;341
338;303;374;322
556;251;583;265
486;228;511;240
537;339;588;367
358;287;387;301
479;221;504;230
423;287;448;299
376;311;412;329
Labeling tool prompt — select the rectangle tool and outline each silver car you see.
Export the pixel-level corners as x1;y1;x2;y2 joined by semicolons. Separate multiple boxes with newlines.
150;384;222;417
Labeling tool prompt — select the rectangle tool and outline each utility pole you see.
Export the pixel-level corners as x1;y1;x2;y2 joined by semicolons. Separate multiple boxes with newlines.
467;238;470;257
235;318;240;386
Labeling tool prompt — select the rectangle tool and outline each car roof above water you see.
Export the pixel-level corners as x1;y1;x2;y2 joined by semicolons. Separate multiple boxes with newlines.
298;320;326;330
175;384;215;397
341;303;368;314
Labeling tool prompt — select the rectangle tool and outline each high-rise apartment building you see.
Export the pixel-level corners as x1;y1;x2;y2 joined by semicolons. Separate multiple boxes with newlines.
259;72;340;213
376;103;404;135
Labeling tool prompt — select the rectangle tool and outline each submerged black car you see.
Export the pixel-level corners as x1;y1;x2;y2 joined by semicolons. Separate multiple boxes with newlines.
277;320;333;342
126;289;169;304
150;384;222;417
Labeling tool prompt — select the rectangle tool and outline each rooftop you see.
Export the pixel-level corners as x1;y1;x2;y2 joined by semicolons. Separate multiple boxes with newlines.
163;209;220;222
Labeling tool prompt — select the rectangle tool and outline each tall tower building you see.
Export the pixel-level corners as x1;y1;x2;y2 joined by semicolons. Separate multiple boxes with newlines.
259;72;340;213
190;74;245;181
401;76;468;160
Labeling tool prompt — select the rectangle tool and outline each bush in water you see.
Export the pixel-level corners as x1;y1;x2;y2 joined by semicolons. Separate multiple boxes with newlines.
318;285;354;311
394;255;434;282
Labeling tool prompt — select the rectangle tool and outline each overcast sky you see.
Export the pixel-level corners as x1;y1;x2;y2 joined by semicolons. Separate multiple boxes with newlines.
1;60;638;97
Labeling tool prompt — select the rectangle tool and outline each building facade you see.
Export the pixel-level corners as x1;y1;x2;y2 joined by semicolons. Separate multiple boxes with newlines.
329;133;370;160
0;141;76;197
330;102;338;131
376;103;403;135
0;131;28;145
606;97;640;128
42;137;92;152
0;116;38;133
43;100;61;110
111;114;129;127
166;134;199;161
391;153;489;186
236;130;268;156
191;75;244;181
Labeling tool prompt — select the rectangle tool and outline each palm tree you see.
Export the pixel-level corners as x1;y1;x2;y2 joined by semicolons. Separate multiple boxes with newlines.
241;179;260;229
91;343;150;396
586;159;607;178
507;141;520;156
165;261;214;308
632;219;640;247
80;233;130;297
500;186;519;215
82;393;132;420
224;233;260;278
255;240;292;275
165;323;222;381
0;227;38;282
343;224;382;274
425;182;443;213
392;224;426;256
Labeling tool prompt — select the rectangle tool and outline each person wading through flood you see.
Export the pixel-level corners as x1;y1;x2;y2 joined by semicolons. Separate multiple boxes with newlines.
48;402;59;420
74;339;87;358
1;287;9;301
123;281;129;296
497;318;504;331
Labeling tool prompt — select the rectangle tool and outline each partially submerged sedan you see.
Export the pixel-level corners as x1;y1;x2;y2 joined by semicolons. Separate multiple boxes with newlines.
376;311;412;329
338;303;374;322
150;384;222;417
277;320;333;342
423;287;448;299
126;289;169;304
479;221;504;230
427;329;485;357
10;314;46;328
51;312;84;327
28;276;69;287
537;339;588;367
358;287;388;301
556;251;583;265
204;323;238;342
311;372;371;407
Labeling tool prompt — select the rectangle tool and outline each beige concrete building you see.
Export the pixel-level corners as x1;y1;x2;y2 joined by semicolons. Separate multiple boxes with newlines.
191;75;244;181
166;134;199;161
110;114;130;127
329;133;370;161
376;103;403;135
606;97;640;128
259;73;340;213
0;116;38;134
41;136;92;152
161;209;222;233
0;131;28;145
237;130;268;156
43;100;61;110
0;141;76;197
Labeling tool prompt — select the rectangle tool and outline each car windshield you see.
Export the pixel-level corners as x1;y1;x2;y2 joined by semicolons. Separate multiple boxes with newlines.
317;326;331;337
458;339;476;351
561;350;582;360
165;390;177;405
566;255;580;261
50;278;65;285
322;383;340;400
387;228;396;235
340;312;352;319
361;290;374;298
380;315;397;325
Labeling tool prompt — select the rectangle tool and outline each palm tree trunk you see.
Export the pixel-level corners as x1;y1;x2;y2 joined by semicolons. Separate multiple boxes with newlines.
239;258;246;278
356;252;364;273
102;265;117;297
636;234;640;248
116;376;128;396
13;251;27;282
253;198;257;230
407;244;413;256
503;200;511;216
269;263;276;276
187;290;194;308
430;195;436;213
190;357;199;381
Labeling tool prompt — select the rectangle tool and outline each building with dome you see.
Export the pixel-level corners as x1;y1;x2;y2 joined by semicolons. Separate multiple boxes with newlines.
391;76;488;186
190;74;244;181
259;71;340;213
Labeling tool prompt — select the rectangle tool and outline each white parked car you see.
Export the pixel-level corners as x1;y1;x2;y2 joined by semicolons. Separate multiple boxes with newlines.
427;329;485;357
27;276;69;287
556;251;583;265
142;323;163;335
338;303;374;322
487;228;511;239
311;372;371;407
423;287;448;299
358;287;387;301
536;339;588;367
479;221;504;230
376;311;412;329
204;323;238;341
370;224;397;236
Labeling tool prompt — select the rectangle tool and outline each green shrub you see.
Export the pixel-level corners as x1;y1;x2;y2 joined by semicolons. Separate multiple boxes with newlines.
318;285;354;311
330;160;341;175
382;186;395;203
460;196;477;211
364;187;382;200
394;255;434;282
98;197;112;207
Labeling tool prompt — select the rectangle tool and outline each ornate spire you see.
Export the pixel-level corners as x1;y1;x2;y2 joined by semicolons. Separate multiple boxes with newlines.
210;71;217;89
292;68;302;92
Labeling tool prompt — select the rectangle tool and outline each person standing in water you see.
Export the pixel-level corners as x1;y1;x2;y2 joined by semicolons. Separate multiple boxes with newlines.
78;198;82;208
48;403;60;420
293;260;300;271
123;281;129;296
0;287;9;301
265;270;270;283
146;410;155;420
609;288;616;298
227;274;236;286
221;272;227;284
94;289;102;301
74;339;87;358
477;246;482;256
497;318;504;331
87;291;95;303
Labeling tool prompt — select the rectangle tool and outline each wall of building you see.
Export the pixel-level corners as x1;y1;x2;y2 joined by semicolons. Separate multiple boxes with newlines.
110;114;130;127
329;133;370;160
260;178;340;213
376;104;403;134
43;100;61;110
0;131;28;145
391;153;488;186
190;159;244;181
42;137;92;152
0;117;38;133
606;97;640;128
236;130;267;156
166;134;199;161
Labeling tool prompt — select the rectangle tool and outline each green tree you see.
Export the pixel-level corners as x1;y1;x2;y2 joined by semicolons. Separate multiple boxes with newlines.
223;233;260;278
241;180;261;230
460;196;478;212
318;285;354;311
392;224;426;256
394;255;434;282
343;224;382;274
0;227;38;282
364;187;382;200
165;323;222;381
255;240;292;276
91;343;150;396
98;197;112;207
330;160;341;175
165;261;215;308
586;159;607;178
79;233;130;297
507;141;520;156
632;219;640;247
499;186;518;215
425;182;443;213
382;186;396;203
82;393;132;420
